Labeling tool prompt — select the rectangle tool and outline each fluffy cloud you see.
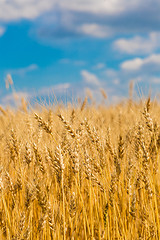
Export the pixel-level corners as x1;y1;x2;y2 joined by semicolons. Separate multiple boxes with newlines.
59;0;123;14
78;24;112;38
0;0;56;22
0;0;142;23
81;70;100;86
121;58;143;71
3;0;159;42
113;32;160;54
39;0;160;40
59;0;153;15
1;0;160;30
2;0;157;21
121;54;160;71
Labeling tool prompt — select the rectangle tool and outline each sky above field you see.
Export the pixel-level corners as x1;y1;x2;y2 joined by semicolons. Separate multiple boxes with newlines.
1;0;160;106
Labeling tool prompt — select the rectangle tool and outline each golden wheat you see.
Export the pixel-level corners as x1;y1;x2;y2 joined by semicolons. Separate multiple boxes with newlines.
0;98;160;239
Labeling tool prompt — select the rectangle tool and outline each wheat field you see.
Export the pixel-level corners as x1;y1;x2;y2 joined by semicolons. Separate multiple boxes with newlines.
0;97;160;239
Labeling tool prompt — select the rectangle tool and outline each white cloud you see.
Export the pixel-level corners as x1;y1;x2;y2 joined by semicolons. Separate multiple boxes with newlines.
0;0;56;21
0;26;5;36
121;58;143;71
0;0;160;53
1;0;159;38
5;0;157;43
78;24;112;38
121;54;160;71
8;64;38;76
0;0;152;23
81;70;100;86
59;0;141;14
114;32;160;54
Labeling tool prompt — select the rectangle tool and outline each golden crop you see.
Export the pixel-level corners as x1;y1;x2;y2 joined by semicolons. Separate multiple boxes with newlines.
0;97;160;239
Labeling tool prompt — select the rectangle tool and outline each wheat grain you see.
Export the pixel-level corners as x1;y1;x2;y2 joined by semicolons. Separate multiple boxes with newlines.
0;98;160;239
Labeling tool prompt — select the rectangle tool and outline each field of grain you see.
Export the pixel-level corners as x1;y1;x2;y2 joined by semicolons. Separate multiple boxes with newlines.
0;97;160;239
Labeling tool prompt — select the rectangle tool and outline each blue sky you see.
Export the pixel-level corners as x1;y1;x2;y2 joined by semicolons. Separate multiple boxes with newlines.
1;0;160;106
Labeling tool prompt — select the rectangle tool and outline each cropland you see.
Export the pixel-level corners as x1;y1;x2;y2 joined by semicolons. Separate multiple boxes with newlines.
0;97;160;239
